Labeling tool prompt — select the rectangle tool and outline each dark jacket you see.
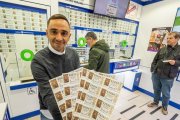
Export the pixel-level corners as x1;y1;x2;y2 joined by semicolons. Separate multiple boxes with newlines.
31;47;80;120
85;40;110;73
151;44;180;78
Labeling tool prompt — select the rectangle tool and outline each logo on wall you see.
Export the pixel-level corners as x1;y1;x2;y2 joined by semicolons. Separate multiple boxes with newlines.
27;87;37;95
126;1;139;19
126;4;137;14
20;49;34;61
120;40;128;47
78;37;86;47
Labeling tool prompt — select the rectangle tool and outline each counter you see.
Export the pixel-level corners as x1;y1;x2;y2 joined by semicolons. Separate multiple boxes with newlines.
109;58;140;73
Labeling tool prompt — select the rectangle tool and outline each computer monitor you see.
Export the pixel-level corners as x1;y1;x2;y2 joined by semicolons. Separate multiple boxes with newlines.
93;0;130;19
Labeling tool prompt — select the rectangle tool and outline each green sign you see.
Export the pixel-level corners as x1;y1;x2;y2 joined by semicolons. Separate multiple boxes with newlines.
120;40;128;47
20;49;34;61
174;16;180;26
78;37;86;47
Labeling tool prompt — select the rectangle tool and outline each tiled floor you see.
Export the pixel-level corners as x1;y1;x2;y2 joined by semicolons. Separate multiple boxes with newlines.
111;88;180;120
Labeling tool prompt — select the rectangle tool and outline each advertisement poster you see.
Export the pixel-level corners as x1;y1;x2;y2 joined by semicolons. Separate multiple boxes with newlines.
147;27;172;52
125;1;142;20
173;8;180;45
172;8;180;32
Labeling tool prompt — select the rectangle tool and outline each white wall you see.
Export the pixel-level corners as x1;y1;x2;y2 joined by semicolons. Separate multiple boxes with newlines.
0;83;4;103
134;0;180;105
50;0;59;15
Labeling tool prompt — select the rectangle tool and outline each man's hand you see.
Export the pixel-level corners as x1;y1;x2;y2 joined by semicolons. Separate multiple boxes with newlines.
168;60;176;65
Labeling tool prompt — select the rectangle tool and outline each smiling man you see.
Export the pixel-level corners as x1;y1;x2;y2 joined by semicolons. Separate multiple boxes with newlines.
31;14;80;120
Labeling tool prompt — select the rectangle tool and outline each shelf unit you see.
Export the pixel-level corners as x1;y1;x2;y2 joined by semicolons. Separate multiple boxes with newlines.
59;2;139;63
0;1;48;53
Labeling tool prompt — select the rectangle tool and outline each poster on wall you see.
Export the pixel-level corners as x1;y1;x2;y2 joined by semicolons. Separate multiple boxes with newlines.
172;7;180;45
173;7;180;32
125;1;142;20
76;30;88;47
147;27;172;52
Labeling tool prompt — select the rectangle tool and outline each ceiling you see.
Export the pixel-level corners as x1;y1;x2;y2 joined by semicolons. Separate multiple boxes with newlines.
140;0;153;1
131;0;162;6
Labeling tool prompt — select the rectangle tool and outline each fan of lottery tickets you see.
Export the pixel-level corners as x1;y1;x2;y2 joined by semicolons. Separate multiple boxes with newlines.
49;68;123;120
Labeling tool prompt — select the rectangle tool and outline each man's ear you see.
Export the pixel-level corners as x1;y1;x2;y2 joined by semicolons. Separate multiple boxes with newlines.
67;33;71;42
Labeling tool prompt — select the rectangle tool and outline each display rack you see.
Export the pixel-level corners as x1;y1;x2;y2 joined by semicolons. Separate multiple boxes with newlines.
59;2;139;64
0;1;48;53
0;1;49;82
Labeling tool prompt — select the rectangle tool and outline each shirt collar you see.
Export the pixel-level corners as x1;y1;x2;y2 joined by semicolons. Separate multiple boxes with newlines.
48;43;65;55
167;43;178;50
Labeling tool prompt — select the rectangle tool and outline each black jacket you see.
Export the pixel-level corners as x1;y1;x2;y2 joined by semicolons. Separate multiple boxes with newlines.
151;44;180;78
31;47;80;120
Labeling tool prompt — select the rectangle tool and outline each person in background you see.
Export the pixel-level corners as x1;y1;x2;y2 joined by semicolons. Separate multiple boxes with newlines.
84;32;110;73
148;32;180;115
31;14;80;120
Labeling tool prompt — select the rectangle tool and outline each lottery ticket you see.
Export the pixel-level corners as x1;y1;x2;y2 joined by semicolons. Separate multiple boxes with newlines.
50;68;123;120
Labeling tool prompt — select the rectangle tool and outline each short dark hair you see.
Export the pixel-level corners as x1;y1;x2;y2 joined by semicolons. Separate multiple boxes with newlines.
85;32;97;40
47;14;70;27
169;32;180;39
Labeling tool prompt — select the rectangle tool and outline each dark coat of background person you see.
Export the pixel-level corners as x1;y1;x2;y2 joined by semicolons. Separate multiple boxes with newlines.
85;39;110;73
151;44;180;79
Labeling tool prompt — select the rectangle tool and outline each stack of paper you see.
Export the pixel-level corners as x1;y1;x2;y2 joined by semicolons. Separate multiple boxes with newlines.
49;68;123;120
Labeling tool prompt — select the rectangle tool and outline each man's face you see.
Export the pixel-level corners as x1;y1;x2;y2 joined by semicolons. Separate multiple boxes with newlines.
86;37;93;47
167;34;178;47
46;19;71;52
